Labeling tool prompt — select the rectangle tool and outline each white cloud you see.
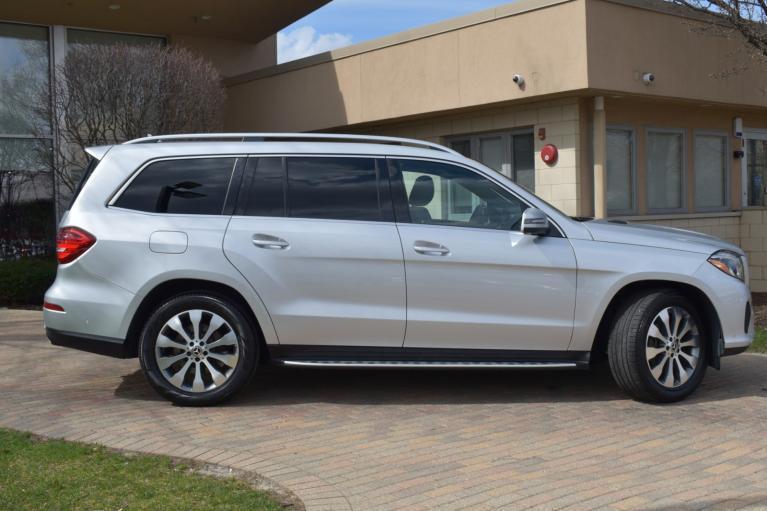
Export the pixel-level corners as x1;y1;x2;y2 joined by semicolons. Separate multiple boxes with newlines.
277;26;353;64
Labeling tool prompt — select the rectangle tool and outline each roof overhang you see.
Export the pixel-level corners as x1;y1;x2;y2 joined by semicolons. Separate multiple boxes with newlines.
0;0;330;43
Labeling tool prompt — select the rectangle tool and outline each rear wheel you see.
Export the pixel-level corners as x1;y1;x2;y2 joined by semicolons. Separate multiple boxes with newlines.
608;289;707;403
139;294;258;406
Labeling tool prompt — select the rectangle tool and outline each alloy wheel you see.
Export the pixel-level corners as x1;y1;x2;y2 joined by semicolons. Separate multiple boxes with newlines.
645;306;701;389
154;309;239;393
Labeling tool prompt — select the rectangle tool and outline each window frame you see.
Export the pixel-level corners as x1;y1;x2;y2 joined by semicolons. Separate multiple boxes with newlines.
742;128;767;209
107;154;244;216
692;129;730;212
0;21;54;173
645;127;688;214
65;26;166;46
386;155;564;237
605;125;637;216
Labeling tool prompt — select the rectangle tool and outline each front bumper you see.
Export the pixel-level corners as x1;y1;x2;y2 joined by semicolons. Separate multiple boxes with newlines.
693;261;754;355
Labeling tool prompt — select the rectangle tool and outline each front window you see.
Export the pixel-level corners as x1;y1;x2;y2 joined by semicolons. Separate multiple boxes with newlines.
646;129;685;211
393;159;528;231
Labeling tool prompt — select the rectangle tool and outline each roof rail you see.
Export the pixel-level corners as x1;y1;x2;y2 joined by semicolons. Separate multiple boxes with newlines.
123;133;462;156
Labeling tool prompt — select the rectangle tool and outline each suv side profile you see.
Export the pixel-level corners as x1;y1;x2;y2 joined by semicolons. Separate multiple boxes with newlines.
44;134;753;406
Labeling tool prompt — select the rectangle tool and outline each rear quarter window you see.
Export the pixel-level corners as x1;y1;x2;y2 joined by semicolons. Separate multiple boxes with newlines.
114;157;237;215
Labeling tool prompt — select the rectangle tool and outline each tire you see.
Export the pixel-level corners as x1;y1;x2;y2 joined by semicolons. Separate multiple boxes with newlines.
138;293;258;406
608;289;707;403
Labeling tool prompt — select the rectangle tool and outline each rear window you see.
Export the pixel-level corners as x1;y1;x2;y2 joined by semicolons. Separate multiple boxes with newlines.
114;157;236;215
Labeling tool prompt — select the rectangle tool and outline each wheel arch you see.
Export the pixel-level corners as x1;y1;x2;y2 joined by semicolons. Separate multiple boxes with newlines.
591;280;723;369
124;278;271;362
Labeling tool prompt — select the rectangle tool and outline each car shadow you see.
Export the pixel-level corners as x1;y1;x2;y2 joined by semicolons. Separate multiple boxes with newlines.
113;354;767;406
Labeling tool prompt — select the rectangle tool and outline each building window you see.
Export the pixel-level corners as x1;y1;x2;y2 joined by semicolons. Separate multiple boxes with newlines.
694;133;728;210
746;135;767;207
606;128;635;214
646;129;685;211
448;129;535;192
0;22;55;258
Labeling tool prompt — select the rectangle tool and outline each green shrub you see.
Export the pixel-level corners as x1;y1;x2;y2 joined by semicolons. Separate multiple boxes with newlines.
0;258;57;307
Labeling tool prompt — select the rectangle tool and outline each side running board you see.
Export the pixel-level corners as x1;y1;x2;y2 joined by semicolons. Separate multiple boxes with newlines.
281;360;585;369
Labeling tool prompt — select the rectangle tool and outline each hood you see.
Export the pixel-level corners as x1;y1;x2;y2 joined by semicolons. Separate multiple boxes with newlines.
583;219;744;256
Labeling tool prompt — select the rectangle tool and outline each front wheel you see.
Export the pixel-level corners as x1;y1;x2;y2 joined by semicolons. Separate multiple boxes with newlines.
608;289;707;403
138;294;258;406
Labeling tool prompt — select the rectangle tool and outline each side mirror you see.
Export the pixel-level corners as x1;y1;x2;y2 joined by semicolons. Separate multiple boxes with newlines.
521;208;550;236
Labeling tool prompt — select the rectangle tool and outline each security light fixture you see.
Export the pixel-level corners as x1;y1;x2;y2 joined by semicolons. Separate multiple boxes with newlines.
642;72;655;85
108;4;121;10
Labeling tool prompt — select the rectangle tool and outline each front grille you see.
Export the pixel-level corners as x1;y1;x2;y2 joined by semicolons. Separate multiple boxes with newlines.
745;302;752;334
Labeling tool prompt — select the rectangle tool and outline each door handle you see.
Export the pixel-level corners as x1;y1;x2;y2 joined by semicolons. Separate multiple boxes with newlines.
252;234;290;250
413;240;450;256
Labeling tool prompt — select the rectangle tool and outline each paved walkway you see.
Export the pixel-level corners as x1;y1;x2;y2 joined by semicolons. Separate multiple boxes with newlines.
1;310;767;510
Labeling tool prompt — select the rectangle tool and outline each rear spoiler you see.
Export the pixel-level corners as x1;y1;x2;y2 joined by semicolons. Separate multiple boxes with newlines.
85;145;113;160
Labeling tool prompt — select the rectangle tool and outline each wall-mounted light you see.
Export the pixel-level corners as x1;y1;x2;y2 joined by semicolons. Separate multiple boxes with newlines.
108;4;121;10
734;117;743;139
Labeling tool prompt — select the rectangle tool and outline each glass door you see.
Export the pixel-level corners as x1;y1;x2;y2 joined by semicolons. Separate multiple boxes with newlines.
744;130;767;207
448;129;536;192
511;131;535;193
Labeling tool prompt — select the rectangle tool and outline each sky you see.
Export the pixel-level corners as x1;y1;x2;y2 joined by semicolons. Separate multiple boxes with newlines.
278;0;516;63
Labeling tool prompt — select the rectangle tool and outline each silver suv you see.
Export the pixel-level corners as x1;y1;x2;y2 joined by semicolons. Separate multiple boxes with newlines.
45;134;753;405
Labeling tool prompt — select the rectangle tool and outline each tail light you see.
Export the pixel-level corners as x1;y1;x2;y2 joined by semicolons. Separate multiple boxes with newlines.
56;227;96;264
43;301;65;312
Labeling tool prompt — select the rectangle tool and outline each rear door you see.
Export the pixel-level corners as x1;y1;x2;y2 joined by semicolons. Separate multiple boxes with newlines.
223;155;406;347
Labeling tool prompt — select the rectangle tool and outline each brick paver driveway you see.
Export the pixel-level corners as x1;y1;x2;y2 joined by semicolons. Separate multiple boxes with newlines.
1;310;767;510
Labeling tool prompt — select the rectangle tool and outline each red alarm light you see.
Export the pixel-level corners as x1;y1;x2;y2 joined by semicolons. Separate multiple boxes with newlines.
541;144;558;165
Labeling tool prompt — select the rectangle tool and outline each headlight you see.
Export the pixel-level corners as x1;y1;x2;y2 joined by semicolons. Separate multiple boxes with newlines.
707;251;745;282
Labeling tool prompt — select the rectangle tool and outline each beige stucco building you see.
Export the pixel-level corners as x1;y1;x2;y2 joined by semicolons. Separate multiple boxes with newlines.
223;0;767;290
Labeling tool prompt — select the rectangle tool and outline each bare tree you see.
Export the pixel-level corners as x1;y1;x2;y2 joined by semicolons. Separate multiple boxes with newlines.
32;44;226;207
670;0;767;73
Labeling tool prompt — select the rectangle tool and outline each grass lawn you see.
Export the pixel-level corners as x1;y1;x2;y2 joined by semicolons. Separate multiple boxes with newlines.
750;327;767;354
0;428;286;511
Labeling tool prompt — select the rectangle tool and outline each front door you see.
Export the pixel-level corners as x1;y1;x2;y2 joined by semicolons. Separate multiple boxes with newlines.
223;156;406;347
390;158;577;352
